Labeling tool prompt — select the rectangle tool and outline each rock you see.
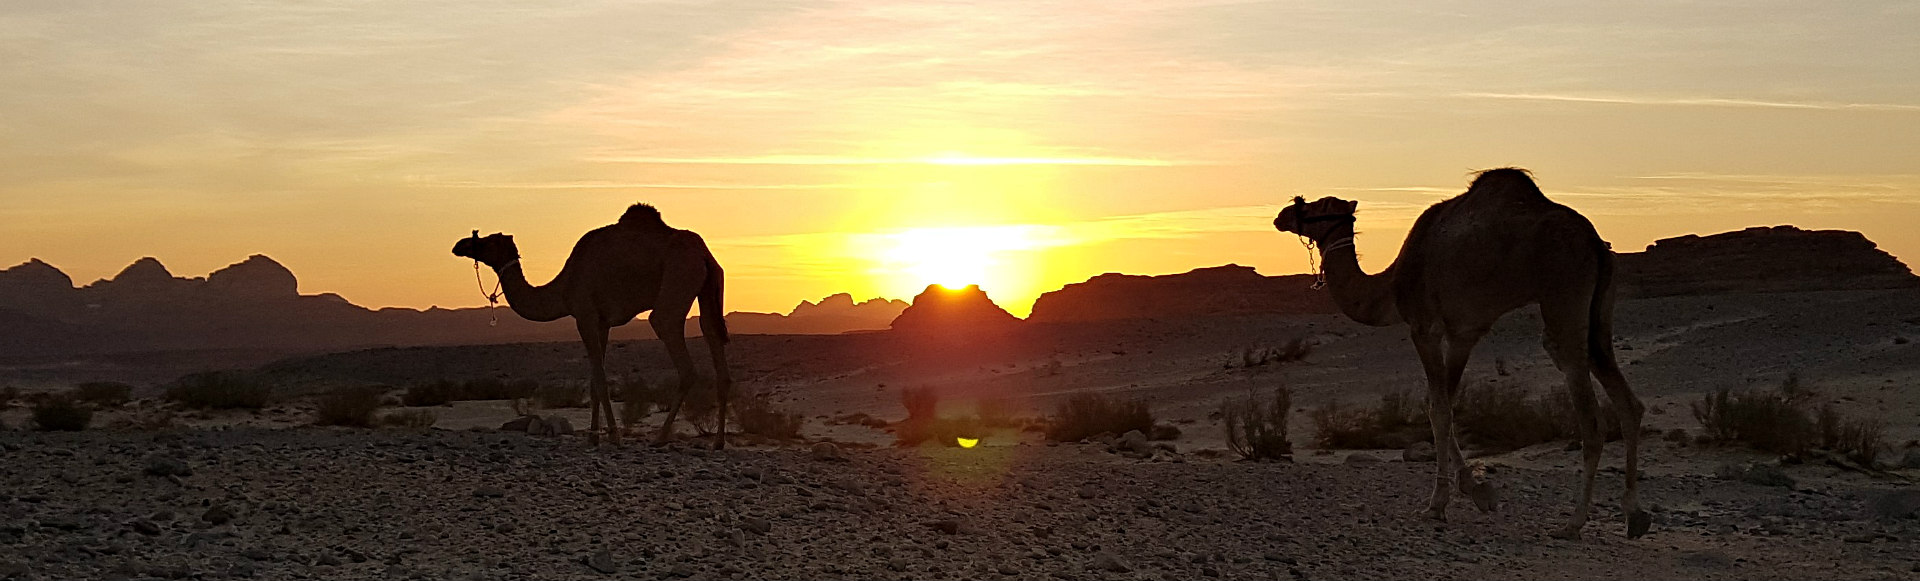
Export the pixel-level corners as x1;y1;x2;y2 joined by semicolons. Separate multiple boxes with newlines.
809;442;845;462
1664;429;1690;443
200;506;234;525
1090;552;1131;573
524;416;547;435
500;416;535;432
1615;226;1919;298
889;284;1021;334
1901;448;1920;470
544;416;575;436
1403;441;1436;462
1867;490;1920;520
584;549;617;574
1715;462;1794;488
741;517;772;535
144;454;191;477
1345;453;1382;465
129;519;161;536
1110;430;1152;456
926;519;971;535
473;485;506;498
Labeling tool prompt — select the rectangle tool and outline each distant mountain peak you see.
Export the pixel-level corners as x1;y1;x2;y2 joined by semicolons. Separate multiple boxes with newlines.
889;284;1021;332
112;257;174;283
208;254;298;297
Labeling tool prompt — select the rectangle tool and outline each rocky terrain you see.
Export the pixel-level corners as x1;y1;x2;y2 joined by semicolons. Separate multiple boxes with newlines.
2;428;1918;581
1614;226;1918;299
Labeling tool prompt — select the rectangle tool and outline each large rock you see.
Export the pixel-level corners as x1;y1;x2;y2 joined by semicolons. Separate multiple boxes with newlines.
0;258;78;315
889;284;1021;333
1028;264;1336;324
1615;226;1918;298
207;255;298;298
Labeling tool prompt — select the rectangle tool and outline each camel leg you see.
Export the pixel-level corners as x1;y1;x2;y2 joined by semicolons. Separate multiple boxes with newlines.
649;309;700;445
577;318;612;448
1594;347;1647;537
1443;328;1498;513
1411;329;1455;521
700;318;732;451
1543;302;1601;540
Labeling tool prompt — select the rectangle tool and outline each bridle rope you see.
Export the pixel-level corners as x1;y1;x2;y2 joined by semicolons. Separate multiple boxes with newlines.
474;259;503;327
1288;196;1356;291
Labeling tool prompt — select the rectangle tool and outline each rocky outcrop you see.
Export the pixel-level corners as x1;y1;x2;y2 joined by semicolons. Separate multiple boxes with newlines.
207;255;299;298
889;284;1021;333
0;258;80;315
1027;264;1337;324
1615;226;1918;298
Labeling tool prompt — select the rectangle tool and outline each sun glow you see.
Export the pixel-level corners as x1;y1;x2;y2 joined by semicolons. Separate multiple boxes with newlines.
875;225;1062;297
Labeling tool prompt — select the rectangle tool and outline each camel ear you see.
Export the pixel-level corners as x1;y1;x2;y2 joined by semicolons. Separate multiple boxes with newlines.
1344;200;1359;214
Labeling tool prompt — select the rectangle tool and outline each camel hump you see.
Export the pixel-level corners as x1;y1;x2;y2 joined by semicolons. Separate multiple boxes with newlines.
619;203;667;229
1464;167;1548;202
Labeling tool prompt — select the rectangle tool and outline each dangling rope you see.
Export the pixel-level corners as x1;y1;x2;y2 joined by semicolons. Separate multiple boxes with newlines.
1299;234;1327;291
474;259;502;327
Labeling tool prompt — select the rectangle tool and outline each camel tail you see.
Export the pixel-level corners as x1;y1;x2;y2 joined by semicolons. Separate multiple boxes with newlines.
699;255;730;345
1585;239;1619;373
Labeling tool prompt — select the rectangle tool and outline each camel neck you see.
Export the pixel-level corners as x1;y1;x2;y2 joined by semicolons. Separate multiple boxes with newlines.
1318;239;1402;327
494;260;569;323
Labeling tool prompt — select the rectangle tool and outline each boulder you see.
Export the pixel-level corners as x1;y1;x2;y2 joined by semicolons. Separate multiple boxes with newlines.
1403;441;1436;462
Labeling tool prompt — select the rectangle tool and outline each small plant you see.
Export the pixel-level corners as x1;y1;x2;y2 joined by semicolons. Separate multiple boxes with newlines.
1818;404;1887;466
402;380;457;407
1043;393;1153;442
901;387;939;423
73;382;133;407
313;386;384;427
165;372;272;410
620;397;649;429
30;394;92;431
1454;382;1564;451
1223;386;1292;461
380;408;438;429
732;392;805;440
110;408;176;431
1692;387;1812;457
1309;390;1428;449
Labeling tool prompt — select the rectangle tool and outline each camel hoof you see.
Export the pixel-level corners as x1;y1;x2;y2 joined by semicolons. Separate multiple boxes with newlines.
1415;507;1445;521
1627;510;1651;538
1468;481;1500;513
1549;525;1583;541
587;432;600;447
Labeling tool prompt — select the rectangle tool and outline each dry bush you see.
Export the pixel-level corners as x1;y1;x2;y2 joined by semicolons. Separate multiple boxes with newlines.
667;380;721;435
1223;386;1292;461
402;380;458;407
731;392;805;440
901;387;939;423
73;382;133;407
30;394;92;431
534;382;589;409
975;398;1021;428
620;398;649;430
1817;404;1887;466
1692;387;1813;456
1310;390;1428;449
166;372;272;410
314;386;384;427
1043;393;1153;442
380;408;438;429
1229;337;1314;369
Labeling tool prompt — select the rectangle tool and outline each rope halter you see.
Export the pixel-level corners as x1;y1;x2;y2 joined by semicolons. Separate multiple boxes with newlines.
1288;196;1356;291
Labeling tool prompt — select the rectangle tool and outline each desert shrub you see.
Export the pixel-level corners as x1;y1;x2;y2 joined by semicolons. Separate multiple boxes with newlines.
732;393;805;440
1310;390;1429;449
165;372;272;410
1229;337;1314;369
901;387;939;423
671;380;721;435
534;382;588;409
1044;393;1153;442
1818;404;1887;466
1223;386;1292;461
620;398;649;429
402;380;457;407
73;382;133;407
313;386;384;427
380;408;438;429
1692;387;1812;456
30;395;91;431
461;377;522;400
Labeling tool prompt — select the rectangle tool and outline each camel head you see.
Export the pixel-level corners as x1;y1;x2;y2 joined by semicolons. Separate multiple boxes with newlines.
1274;196;1358;242
451;231;520;270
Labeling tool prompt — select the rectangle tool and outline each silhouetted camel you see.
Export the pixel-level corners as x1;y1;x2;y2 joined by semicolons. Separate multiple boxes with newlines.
453;203;733;448
1274;168;1646;540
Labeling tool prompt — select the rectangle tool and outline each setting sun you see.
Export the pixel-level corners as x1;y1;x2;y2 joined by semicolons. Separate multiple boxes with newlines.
874;225;1066;300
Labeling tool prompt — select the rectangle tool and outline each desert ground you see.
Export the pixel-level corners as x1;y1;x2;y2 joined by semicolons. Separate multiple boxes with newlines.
4;287;1920;580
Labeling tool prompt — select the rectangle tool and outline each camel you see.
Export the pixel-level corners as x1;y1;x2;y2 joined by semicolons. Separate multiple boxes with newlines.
1273;168;1646;540
452;203;733;449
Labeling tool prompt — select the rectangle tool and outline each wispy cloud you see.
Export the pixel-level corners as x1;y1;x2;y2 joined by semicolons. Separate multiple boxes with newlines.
1457;92;1920;112
590;154;1197;167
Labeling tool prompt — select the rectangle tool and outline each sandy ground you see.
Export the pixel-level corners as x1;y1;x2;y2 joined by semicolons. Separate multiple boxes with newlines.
3;288;1919;579
2;428;1918;581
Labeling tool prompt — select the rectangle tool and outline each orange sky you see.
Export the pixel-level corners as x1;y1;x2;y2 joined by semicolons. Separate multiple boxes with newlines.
4;2;1918;317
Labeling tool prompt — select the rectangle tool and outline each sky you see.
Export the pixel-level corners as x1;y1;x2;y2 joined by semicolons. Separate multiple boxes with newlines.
3;1;1917;317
